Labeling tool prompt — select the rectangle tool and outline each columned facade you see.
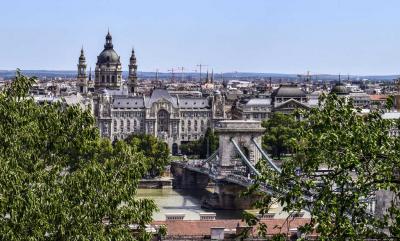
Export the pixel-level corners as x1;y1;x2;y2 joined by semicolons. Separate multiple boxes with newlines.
94;31;122;90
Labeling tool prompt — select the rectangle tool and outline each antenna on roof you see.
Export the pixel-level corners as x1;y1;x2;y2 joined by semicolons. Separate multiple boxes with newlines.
154;68;159;82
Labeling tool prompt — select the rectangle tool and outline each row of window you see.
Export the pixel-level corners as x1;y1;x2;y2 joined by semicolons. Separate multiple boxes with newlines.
251;107;270;111
113;119;144;133
180;112;212;118
113;118;213;134
95;75;121;84
245;113;268;119
113;112;144;118
181;134;202;141
181;119;209;132
112;111;212;118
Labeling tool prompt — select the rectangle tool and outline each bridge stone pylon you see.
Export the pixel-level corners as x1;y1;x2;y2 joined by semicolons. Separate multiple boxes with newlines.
215;120;265;175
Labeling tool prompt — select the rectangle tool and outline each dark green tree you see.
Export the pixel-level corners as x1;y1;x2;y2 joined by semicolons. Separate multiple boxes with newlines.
180;128;219;158
179;141;200;156
249;94;400;240
125;134;170;178
0;70;157;240
199;127;219;158
261;112;299;159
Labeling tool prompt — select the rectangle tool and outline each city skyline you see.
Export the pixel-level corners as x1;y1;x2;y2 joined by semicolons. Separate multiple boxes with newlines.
1;0;400;75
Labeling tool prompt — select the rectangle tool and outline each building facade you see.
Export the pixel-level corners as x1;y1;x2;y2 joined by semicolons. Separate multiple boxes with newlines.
78;32;226;154
232;85;310;121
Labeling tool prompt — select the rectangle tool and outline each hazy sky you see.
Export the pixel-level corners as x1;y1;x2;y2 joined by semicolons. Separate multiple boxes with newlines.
1;0;400;75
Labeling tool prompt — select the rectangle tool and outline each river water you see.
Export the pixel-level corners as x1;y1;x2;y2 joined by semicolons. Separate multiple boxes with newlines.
136;188;244;221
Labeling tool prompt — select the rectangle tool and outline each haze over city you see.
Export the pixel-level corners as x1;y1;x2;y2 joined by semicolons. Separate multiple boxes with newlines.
1;0;400;75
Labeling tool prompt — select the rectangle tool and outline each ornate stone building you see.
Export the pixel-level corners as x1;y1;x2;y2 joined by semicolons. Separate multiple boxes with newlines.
232;84;310;120
77;32;226;154
94;31;123;90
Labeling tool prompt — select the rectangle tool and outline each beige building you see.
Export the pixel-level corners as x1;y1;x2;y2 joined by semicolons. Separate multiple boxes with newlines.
77;32;226;154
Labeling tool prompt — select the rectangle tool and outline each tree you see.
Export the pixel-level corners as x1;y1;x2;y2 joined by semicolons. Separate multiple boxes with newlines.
249;94;400;240
179;127;219;158
199;127;219;159
261;112;299;159
0;70;157;240
124;134;170;178
179;141;200;157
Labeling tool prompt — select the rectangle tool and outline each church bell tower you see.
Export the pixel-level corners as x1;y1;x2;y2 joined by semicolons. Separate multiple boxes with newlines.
77;47;88;94
128;48;138;95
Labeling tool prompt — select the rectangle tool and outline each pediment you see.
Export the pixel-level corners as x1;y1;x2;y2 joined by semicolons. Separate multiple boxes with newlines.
275;99;309;110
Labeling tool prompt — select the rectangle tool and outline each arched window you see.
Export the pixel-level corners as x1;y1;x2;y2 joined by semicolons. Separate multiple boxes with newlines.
194;120;198;132
127;119;130;132
113;120;117;132
107;75;110;83
157;109;170;132
120;119;124;132
102;75;105;83
188;120;191;132
112;75;115;83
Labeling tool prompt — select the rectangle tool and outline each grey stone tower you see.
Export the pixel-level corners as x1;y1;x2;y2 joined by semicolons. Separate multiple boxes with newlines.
77;47;88;94
128;48;138;95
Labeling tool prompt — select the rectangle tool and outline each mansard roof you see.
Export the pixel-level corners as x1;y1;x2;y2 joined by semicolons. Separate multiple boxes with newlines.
112;97;144;108
146;88;178;108
179;98;210;109
245;98;272;106
109;89;211;110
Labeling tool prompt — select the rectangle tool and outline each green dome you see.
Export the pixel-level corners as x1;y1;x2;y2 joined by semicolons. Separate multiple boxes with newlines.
96;31;120;65
97;49;120;65
330;83;349;95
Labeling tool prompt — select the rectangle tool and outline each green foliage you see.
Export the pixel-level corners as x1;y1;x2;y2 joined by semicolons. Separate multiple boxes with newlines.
261;112;299;159
0;70;157;240
253;94;400;240
125;134;170;178
180;127;219;158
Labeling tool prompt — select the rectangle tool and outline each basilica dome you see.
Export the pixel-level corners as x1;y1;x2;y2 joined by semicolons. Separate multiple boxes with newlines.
97;48;120;65
96;31;121;65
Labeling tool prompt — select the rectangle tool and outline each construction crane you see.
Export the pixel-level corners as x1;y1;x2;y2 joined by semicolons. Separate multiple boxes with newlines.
177;67;185;82
196;64;207;83
168;68;176;82
297;70;311;83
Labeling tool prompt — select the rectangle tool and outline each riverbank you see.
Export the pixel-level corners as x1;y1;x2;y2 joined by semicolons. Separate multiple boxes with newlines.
136;188;244;221
139;177;173;189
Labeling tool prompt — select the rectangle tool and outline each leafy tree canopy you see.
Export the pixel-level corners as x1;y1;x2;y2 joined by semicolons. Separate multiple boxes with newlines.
0;70;157;240
261;112;299;159
124;134;170;178
250;94;400;240
180;127;218;158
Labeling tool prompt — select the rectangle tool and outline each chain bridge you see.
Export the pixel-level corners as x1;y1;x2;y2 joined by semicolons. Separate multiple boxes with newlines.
171;120;281;209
